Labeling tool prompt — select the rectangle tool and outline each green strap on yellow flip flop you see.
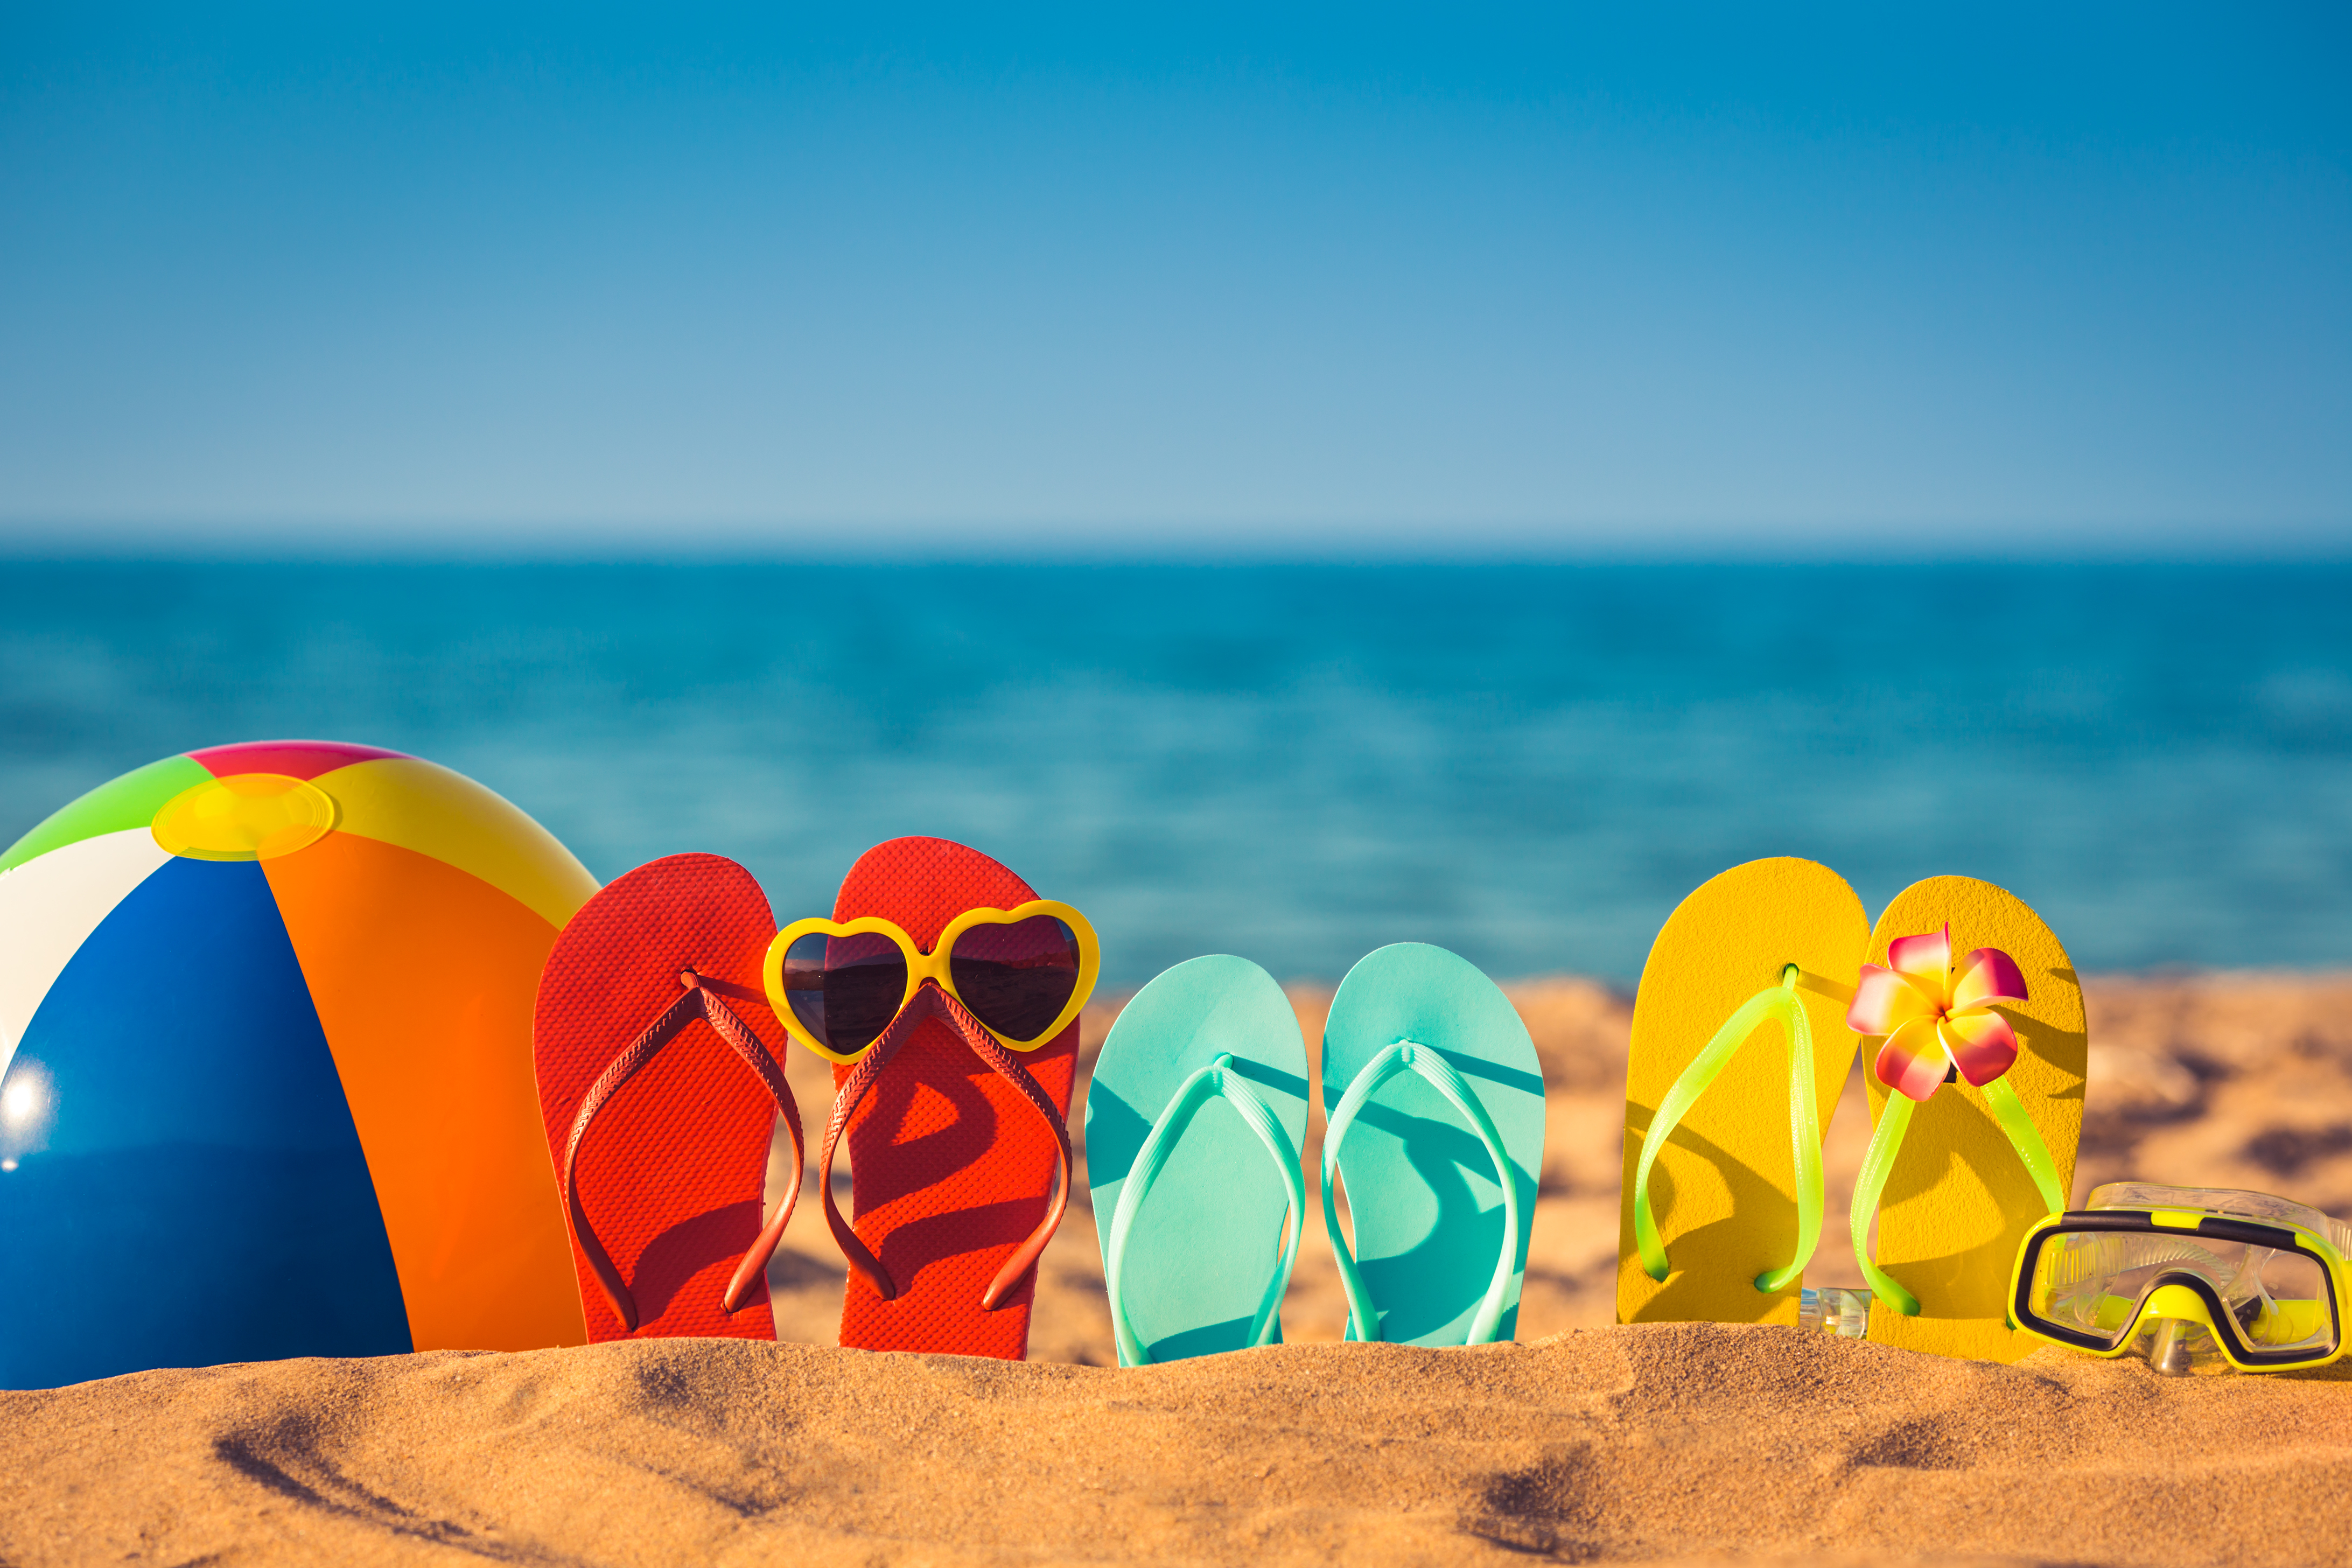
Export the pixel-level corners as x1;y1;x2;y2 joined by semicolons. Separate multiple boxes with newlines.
1851;1073;2066;1316
1631;965;1823;1293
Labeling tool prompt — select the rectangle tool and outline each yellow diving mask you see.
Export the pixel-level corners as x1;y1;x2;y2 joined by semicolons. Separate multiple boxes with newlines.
2009;1183;2351;1375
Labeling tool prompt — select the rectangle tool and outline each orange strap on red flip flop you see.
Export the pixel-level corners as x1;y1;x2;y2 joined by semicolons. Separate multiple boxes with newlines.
818;981;1072;1311
562;968;806;1332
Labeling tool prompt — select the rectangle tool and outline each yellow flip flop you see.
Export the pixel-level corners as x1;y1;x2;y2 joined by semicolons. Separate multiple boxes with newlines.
1618;858;1868;1326
1849;875;2088;1361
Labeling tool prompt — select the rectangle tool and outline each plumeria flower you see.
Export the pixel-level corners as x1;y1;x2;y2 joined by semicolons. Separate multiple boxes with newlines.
1846;923;2029;1102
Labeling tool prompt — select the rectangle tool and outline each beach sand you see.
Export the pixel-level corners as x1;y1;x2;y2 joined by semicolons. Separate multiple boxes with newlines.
9;972;2352;1565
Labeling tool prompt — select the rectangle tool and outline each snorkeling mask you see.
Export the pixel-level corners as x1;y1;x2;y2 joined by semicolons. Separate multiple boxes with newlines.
2009;1184;2351;1375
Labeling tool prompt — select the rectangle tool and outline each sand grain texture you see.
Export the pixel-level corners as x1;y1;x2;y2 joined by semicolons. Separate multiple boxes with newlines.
11;1328;2352;1566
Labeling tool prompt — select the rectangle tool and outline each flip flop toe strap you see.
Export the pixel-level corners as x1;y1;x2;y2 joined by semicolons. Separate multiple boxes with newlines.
562;969;807;1333
819;981;1075;1310
1321;1040;1524;1346
1851;1074;2065;1316
1630;966;1823;1292
703;987;809;1314
1104;1053;1306;1367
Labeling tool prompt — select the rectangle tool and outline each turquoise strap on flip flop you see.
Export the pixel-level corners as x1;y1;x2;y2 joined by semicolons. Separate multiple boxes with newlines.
1105;1052;1306;1368
1321;1039;1523;1345
1850;1074;2066;1317
1629;965;1822;1292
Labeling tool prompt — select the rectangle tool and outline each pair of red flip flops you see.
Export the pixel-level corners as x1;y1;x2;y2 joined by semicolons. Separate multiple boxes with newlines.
530;837;1084;1360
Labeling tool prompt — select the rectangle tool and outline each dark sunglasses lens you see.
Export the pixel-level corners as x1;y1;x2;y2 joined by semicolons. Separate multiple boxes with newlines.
782;931;908;1056
948;915;1082;1042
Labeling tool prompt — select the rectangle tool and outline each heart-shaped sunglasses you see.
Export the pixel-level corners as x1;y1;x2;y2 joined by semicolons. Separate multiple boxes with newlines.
761;900;1100;1062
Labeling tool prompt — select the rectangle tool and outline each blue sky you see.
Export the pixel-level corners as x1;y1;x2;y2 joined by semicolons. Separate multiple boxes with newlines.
3;4;2346;555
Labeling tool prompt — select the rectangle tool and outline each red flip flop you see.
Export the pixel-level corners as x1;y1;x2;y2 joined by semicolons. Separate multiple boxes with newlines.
797;838;1082;1360
533;853;803;1342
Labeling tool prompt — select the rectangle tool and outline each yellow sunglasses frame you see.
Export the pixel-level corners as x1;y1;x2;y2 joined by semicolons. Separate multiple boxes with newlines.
762;899;1101;1063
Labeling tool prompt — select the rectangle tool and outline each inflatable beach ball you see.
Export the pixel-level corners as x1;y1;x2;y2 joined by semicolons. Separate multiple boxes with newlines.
0;740;599;1388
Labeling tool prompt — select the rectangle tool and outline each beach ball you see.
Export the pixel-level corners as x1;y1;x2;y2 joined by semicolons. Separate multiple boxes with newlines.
0;740;599;1387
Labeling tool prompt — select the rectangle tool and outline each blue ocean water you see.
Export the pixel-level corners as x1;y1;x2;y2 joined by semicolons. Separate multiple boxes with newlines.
2;561;2347;985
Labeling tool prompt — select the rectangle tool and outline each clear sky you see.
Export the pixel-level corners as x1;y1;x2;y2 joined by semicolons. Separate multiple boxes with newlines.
3;4;2346;556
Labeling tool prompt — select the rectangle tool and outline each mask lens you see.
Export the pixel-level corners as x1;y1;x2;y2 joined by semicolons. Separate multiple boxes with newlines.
2030;1232;2158;1347
2028;1228;2337;1359
948;915;1082;1043
2246;1249;2333;1352
781;930;908;1058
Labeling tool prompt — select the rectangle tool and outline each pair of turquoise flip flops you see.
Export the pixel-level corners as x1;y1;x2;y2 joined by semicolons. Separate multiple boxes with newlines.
1086;943;1546;1366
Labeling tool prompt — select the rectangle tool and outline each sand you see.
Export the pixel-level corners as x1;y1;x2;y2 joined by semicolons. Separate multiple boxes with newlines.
16;1326;2352;1566
11;972;2352;1566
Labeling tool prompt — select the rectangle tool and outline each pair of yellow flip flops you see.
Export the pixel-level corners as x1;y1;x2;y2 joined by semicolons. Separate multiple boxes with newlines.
1616;858;2088;1362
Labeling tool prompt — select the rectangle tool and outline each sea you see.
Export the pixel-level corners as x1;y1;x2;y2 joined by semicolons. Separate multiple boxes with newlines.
2;559;2347;986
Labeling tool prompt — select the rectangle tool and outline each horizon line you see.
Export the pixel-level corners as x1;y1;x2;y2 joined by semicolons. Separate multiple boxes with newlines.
3;518;2349;567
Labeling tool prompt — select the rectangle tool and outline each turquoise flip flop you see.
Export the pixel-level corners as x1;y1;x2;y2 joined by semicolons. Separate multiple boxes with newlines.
1086;955;1311;1367
1321;942;1545;1346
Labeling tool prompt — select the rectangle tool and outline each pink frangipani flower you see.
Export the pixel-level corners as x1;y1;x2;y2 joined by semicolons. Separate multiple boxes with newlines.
1846;923;2029;1103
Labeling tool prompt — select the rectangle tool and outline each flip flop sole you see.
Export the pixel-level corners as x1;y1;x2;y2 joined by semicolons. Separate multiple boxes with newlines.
1861;875;2087;1362
533;853;786;1343
1321;942;1544;1346
827;837;1079;1360
1087;955;1310;1364
1617;857;1867;1325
